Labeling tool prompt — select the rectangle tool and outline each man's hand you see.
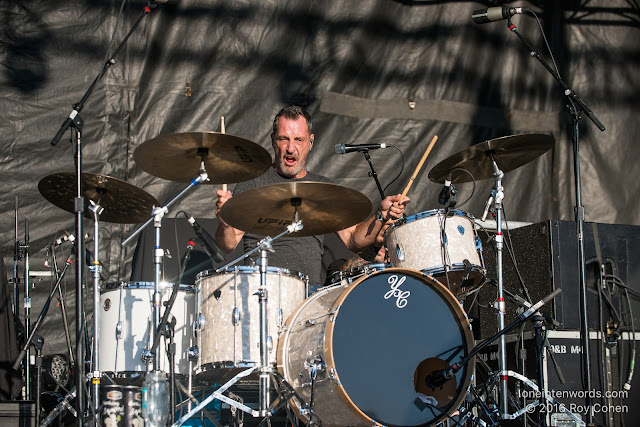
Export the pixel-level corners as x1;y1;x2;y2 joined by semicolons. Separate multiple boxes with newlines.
215;189;233;227
378;194;410;221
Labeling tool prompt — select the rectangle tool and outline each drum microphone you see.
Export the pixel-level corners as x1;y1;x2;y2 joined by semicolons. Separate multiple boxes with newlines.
481;194;494;221
181;240;195;271
335;143;388;154
472;7;529;24
424;365;457;389
438;173;456;206
185;213;225;263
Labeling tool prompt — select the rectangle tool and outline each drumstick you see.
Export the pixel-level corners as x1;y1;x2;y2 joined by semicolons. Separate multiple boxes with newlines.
400;135;438;199
221;116;227;193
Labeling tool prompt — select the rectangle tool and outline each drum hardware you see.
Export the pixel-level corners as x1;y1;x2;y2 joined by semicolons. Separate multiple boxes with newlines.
177;218;306;425
40;386;78;427
174;381;223;427
426;288;565;425
12;239;76;421
428;133;554;419
45;3;168;418
87;200;105;426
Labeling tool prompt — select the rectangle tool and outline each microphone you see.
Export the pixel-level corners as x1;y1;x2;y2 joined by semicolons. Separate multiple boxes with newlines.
438;173;453;206
335;143;388;154
181;240;195;271
185;214;225;263
481;194;494;221
472;7;528;24
424;366;456;389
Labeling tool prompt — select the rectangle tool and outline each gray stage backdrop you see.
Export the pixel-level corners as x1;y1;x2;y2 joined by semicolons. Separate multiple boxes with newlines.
1;0;638;355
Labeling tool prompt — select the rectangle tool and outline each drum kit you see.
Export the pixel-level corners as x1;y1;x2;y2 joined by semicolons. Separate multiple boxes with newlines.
32;130;569;426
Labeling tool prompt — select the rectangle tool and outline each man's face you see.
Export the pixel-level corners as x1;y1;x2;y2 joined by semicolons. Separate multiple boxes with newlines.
272;116;314;179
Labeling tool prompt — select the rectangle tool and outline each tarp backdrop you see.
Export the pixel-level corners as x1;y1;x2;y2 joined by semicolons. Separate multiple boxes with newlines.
1;0;638;356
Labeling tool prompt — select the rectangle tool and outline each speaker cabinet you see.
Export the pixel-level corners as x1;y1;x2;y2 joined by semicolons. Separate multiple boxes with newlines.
468;220;640;340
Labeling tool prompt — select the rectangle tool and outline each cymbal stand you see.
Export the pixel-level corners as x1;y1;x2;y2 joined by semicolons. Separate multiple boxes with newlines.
506;16;605;424
123;169;209;373
88;201;104;426
482;154;509;418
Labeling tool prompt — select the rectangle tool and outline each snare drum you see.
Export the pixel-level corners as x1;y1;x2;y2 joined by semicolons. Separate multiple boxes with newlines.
195;266;306;380
278;268;474;426
99;282;195;375
385;209;485;297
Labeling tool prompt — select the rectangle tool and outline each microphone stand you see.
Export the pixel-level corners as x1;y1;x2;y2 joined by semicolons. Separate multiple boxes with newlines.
48;4;160;422
362;150;386;200
424;288;561;393
13;252;75;374
506;17;605;424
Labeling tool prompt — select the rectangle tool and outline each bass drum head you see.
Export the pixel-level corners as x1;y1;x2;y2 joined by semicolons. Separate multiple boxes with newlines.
327;269;474;426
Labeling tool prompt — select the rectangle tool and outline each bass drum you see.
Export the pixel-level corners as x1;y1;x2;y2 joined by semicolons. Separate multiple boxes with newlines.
277;268;474;427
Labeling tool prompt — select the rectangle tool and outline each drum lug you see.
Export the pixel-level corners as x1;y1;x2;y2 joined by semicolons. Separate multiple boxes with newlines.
116;321;123;340
187;346;199;362
193;312;205;338
396;243;404;262
140;349;152;365
329;367;341;386
266;336;273;351
277;308;284;328
232;306;240;325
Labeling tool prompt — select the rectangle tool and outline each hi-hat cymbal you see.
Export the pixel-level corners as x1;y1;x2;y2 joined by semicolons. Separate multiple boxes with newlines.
428;134;555;183
38;172;159;224
133;132;272;184
219;182;373;237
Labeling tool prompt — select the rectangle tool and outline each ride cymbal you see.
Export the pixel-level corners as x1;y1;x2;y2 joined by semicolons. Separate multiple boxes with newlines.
133;132;272;184
428;134;554;183
38;172;159;224
219;182;373;237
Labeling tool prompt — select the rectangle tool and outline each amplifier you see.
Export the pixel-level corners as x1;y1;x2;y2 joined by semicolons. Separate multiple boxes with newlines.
467;220;640;339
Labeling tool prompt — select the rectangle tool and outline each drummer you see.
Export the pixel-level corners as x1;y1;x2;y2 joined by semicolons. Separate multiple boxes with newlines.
214;105;410;286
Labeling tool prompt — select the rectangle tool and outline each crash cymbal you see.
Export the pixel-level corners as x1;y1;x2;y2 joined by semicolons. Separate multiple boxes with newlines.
133;132;272;184
428;134;554;183
219;182;373;237
38;172;159;224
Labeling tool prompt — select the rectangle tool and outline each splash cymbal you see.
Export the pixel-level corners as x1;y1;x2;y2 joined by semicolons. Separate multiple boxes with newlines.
133;132;272;184
428;134;554;183
219;182;373;237
38;172;159;224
